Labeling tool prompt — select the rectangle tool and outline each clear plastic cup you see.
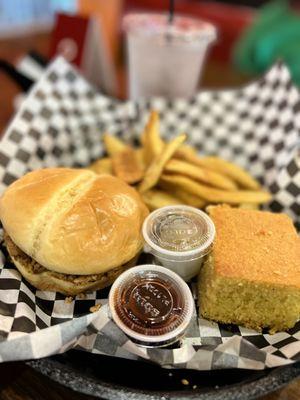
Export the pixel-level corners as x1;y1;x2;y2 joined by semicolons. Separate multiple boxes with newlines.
108;264;194;348
123;13;217;100
142;205;215;281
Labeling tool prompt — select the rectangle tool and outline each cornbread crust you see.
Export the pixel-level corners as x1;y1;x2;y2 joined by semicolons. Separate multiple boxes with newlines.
199;205;300;333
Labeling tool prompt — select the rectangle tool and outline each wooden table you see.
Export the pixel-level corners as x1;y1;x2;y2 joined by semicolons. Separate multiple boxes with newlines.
0;31;299;400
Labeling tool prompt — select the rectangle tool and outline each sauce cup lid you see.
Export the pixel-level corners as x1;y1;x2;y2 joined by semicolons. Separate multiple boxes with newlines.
108;264;194;344
142;205;215;261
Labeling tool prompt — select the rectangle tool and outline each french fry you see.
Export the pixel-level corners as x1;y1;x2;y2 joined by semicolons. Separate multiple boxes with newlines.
142;189;181;211
139;134;186;193
159;180;206;208
141;127;146;147
175;152;260;190
175;144;197;159
143;111;165;166
239;203;260;210
112;148;144;184
160;174;271;204
103;133;127;156
176;191;206;208
134;148;146;171
165;159;237;190
199;157;261;190
88;158;113;175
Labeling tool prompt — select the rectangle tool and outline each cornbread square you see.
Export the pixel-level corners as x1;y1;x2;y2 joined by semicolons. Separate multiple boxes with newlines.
199;205;300;333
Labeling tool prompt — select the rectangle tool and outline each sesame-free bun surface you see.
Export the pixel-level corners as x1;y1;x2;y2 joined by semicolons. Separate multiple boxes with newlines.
0;168;149;275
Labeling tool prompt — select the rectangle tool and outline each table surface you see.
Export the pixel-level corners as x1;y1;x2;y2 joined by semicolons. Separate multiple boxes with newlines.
0;31;299;400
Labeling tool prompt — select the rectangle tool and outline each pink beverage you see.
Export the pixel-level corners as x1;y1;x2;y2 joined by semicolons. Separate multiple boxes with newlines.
123;13;217;100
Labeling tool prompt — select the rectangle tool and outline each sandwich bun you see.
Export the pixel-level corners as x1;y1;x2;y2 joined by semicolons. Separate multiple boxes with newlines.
0;168;149;281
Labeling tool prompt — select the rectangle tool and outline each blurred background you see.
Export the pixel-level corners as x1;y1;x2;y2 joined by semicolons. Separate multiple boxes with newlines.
1;0;300;133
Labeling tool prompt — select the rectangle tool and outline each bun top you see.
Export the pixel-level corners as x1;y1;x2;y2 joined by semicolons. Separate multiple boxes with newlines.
0;168;149;275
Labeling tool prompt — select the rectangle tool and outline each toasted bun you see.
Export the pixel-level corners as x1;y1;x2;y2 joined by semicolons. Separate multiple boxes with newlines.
0;168;149;275
9;252;138;296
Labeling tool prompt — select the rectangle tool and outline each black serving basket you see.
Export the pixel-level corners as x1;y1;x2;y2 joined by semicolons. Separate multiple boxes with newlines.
28;352;300;399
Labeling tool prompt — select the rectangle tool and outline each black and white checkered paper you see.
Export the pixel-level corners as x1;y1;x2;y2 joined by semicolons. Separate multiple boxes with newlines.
0;57;299;370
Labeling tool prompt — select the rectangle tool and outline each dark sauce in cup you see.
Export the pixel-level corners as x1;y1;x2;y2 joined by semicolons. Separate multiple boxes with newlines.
109;265;194;347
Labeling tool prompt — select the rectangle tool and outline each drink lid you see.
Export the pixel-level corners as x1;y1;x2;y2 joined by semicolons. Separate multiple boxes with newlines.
109;265;194;344
123;13;217;44
143;205;215;261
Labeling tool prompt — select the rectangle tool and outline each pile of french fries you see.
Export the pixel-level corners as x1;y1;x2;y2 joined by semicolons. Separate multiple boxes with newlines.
88;111;271;211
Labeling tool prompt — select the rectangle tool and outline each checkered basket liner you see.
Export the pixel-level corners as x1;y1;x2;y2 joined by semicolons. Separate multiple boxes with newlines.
0;57;299;370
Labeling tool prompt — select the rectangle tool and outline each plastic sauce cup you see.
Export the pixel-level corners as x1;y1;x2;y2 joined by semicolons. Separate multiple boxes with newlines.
142;205;215;281
108;264;194;348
